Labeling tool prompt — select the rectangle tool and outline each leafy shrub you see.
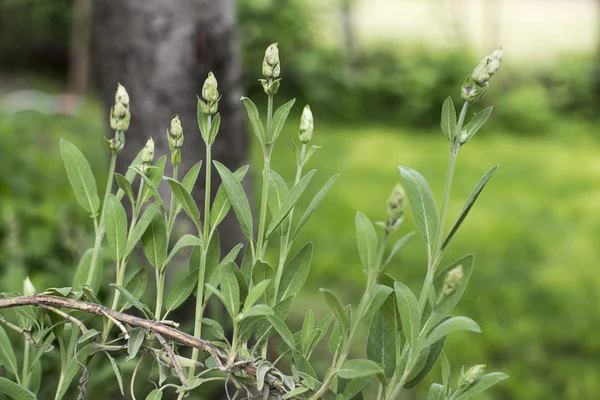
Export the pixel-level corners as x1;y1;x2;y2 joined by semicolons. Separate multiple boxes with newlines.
0;45;508;399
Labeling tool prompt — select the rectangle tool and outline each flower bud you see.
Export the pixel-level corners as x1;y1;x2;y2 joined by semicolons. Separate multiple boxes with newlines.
110;84;131;133
202;72;219;103
442;265;464;296
167;116;184;166
460;364;486;387
387;184;405;221
115;83;130;107
461;76;489;104
170;115;183;138
23;277;36;296
260;78;281;96
141;138;155;172
262;43;280;78
471;48;503;85
299;105;314;143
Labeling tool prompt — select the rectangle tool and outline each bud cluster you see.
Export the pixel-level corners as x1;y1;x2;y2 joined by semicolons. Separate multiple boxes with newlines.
299;105;314;143
199;72;220;115
107;83;131;153
386;183;405;231
260;43;281;95
442;264;464;296
140;138;155;173
461;48;503;104
167;115;184;166
459;364;486;387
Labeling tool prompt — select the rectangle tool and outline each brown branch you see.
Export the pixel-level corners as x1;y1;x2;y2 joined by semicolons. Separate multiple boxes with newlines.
0;295;286;393
155;332;187;386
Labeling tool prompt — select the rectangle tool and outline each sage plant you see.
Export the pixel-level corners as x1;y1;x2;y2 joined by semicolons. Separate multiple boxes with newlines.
0;45;507;400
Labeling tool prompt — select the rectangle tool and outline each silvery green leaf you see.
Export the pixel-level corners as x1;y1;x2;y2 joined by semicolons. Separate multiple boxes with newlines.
441;97;457;140
292;350;317;379
78;329;100;344
240;244;253;283
210;165;249;228
301;310;314;355
426;383;445;400
362;284;393;322
104;352;124;395
129;166;165;211
241;96;266;143
394;281;420;346
104;194;128;261
320;288;349;337
278;243;313;302
271;98;296;142
454;372;509;400
338;359;382;379
329;319;343;354
221;243;243;265
423;317;480;349
256;361;272;392
0;377;36;400
367;296;396;379
254;295;294;345
72;248;103;293
115;173;134;205
266;170;316;239
124;202;161;258
181;161;203;193
267;170;288;217
282;387;309;399
60;139;99;216
204;231;221;282
124;267;147;303
141;211;167;269
308;313;333;356
405;335;447;388
209;113;221;144
244;279;271;311
145;389;162;400
43;287;73;297
252;261;275;304
162;234;202;272
343;376;371;399
441;351;451;392
292;174;339;240
165;178;201;229
442;166;498;251
214;161;253;240
267;315;295;349
116;149;144;202
54;344;94;399
383;231;415;269
242;304;273;319
0;326;18;377
142;155;166;203
202;318;227;342
166;269;198;312
464;106;493;142
355;212;378;272
127;328;146;361
399;166;438;248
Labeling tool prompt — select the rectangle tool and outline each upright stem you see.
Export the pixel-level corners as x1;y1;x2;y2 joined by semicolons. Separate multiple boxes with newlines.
21;340;29;388
167;165;179;235
86;150;117;286
256;94;275;261
155;270;164;320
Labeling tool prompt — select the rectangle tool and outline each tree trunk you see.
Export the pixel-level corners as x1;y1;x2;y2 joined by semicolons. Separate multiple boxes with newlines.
92;0;247;256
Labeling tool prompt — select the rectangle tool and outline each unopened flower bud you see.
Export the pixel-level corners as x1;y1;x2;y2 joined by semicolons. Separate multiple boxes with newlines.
460;364;486;387
167;116;184;166
471;48;503;86
110;84;131;134
299;105;314;143
442;265;464;296
202;72;219;103
461;76;489;104
387;184;405;220
115;83;130;107
141;138;155;172
262;43;280;78
23;277;36;296
170;115;183;138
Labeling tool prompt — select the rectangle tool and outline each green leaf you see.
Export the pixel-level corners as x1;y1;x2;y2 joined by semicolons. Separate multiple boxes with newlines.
54;343;94;399
202;318;227;341
252;261;276;304
282;387;309;399
394;281;420;346
127;328;146;361
112;282;153;319
116;149;144;202
0;326;18;377
145;389;162;400
213;161;253;240
220;262;241;317
104;351;124;395
278;243;313;301
440;96;457;140
423;317;480;349
329;318;343;354
254;295;294;344
405;336;447;388
442;166;498;251
124;202;161;258
60;139;99;216
129;166;165;210
292;174;339;240
464;106;493;142
165;178;201;228
104;195;128;261
383;231;415;269
165;269;199;312
441;352;451;391
267;170;289;233
320;288;349;337
454;372;509;400
204;232;222;286
121;267;147;307
244;279;271;311
399;166;438;248
367;296;396;379
210;165;249;228
241;96;265;143
426;383;445;400
0;377;36;400
78;329;100;344
271;98;296;141
242;304;273;319
362;284;393;322
267;315;295;349
355;212;378;272
301;310;314;355
115;173;134;205
197;99;211;142
162;234;202;272
342;377;371;399
338;359;382;379
256;361;272;392
266;170;316;238
309;313;333;356
209;113;221;143
141;211;167;269
181;161;203;193
72;248;103;293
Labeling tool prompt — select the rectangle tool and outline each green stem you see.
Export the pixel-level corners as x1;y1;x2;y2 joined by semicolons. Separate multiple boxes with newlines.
203;144;212;244
167;165;179;235
21;340;29;388
86;151;117;286
155;270;164;320
255;155;271;260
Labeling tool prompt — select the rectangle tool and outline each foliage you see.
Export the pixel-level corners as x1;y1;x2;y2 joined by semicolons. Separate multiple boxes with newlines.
0;46;508;399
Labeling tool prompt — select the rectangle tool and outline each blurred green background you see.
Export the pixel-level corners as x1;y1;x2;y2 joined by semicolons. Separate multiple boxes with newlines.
2;0;600;399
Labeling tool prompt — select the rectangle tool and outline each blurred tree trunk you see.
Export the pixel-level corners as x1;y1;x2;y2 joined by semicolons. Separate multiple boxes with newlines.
67;0;92;94
92;0;247;256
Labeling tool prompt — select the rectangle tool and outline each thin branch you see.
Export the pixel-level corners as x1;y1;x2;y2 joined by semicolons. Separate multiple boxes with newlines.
0;295;287;394
0;314;38;346
155;332;187;386
41;305;88;333
101;310;129;339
